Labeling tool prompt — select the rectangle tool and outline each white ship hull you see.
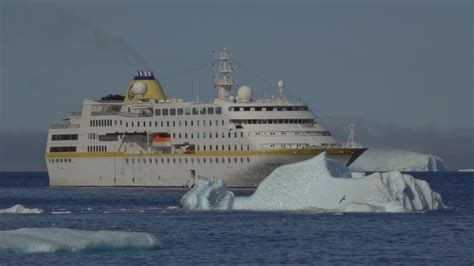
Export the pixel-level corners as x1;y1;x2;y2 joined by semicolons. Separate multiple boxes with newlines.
45;50;367;188
46;150;361;188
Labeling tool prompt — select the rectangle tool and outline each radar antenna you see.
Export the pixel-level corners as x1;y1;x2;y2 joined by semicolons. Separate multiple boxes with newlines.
277;80;285;101
214;48;235;99
346;123;357;148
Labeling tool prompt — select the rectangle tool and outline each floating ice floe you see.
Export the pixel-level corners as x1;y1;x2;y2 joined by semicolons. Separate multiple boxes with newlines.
0;228;159;254
181;153;445;213
0;204;43;214
349;148;447;172
51;210;72;214
180;178;234;210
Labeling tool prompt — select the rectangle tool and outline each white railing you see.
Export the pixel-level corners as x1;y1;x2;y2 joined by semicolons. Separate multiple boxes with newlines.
69;112;82;117
49;124;80;129
91;111;153;118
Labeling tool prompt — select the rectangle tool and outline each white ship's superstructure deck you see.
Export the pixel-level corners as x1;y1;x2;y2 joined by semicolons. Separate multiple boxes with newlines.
46;49;366;187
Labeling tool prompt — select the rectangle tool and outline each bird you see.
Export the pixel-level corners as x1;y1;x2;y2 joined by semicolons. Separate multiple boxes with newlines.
339;195;346;204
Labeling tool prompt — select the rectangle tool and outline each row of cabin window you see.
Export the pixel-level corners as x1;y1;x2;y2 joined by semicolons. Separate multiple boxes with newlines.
48;158;72;163
193;144;249;151
51;134;78;141
170;131;244;140
125;156;251;165
125;119;226;128
230;119;314;125
229;106;309;112
252;131;330;136
91;119;227;128
155;107;222;116
87;146;107;152
90;120;112;127
49;146;77;152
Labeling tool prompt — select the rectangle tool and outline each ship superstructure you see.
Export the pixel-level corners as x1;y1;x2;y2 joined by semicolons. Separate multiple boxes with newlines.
45;49;366;187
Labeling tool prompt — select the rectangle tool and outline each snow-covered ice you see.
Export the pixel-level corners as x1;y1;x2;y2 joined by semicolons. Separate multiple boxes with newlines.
0;228;159;254
181;153;445;213
350;148;447;172
0;204;43;214
181;177;234;210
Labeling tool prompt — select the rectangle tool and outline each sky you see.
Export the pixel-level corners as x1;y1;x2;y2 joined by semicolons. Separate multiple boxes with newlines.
0;0;472;170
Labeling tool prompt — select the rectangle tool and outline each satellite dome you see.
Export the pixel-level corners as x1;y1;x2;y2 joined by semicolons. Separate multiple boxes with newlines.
237;85;252;103
132;81;148;96
278;80;284;88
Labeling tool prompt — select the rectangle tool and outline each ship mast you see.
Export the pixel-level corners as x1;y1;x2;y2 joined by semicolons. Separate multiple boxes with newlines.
214;48;235;100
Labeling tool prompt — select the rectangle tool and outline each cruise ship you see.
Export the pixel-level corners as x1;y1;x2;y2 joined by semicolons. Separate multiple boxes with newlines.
45;49;366;188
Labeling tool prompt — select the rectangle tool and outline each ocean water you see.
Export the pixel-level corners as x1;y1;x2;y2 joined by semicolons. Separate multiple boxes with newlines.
0;171;472;265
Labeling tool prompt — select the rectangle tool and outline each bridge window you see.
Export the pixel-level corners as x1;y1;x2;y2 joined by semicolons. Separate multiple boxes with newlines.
215;107;222;114
50;146;77;152
51;134;78;141
207;107;214;115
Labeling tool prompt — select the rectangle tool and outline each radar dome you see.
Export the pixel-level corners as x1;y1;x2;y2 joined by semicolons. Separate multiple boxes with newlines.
132;81;148;95
237;85;252;103
278;80;284;88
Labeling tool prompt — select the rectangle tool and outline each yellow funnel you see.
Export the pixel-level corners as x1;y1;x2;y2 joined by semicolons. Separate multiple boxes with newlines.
124;71;166;103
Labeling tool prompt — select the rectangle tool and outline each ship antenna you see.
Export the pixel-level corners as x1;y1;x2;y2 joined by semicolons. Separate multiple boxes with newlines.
214;48;235;100
195;66;200;102
277;80;285;101
346;123;357;148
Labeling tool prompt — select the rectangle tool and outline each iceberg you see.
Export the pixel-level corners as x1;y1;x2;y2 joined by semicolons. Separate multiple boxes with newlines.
181;153;445;213
0;228;159;254
0;204;43;214
349;148;447;172
181;177;234;210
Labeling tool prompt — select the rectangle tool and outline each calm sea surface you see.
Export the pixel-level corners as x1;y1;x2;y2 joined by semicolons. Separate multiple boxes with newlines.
0;171;472;265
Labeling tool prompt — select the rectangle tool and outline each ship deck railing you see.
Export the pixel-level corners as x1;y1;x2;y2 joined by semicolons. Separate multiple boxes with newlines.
91;111;153;118
49;124;80;129
69;112;82;118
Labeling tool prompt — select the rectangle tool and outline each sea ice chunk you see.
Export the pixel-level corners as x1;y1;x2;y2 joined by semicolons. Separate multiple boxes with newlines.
181;153;445;213
350;148;447;172
0;228;159;254
0;204;43;214
181;177;234;210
